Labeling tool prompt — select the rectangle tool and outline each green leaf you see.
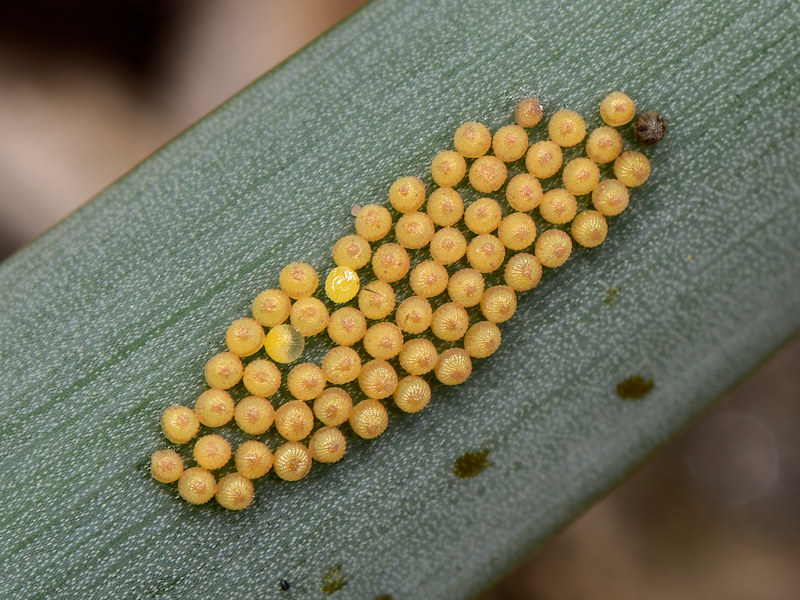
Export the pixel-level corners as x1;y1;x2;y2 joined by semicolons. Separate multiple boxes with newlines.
1;1;798;598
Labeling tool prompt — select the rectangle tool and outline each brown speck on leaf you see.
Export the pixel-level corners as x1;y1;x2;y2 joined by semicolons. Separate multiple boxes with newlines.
351;204;363;216
321;565;347;595
617;375;654;399
454;449;491;478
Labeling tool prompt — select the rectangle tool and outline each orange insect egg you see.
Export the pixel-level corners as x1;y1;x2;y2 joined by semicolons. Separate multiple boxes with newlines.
327;306;367;346
234;396;275;435
251;288;291;328
279;262;319;299
395;295;433;335
358;280;396;320
515;97;544;128
178;467;216;505
309;426;347;463
435;348;472;385
358;359;398;399
592;179;630;216
394;376;432;413
525;140;563;179
325;266;361;304
600;91;635;126
539;188;578;224
395;212;435;249
225;317;264;357
431;150;467;188
453;121;492;158
562;158;600;196
275;400;315;441
332;234;372;270
426;187;464;226
571;210;608;248
215;473;254;511
429;227;467;265
548;109;587;147
235;440;273;479
389;176;426;213
321;346;362;385
286;363;326;401
447;268;485;307
194;389;235;428
290;297;330;336
151;449;184;483
466;234;505;273
464;321;502;358
363;322;405;360
193;434;232;471
492;124;529;162
313;387;353;427
204;351;243;390
355;204;393;242
535;229;573;268
464;197;503;234
263;324;305;364
504;252;543;292
273;442;312;481
613;151;651;187
409;260;449;298
398;338;439;376
242;358;282;398
585;126;623;164
469;155;507;193
372;243;411;283
506;173;543;212
497;212;537;250
480;285;517;323
431;302;470;342
161;404;200;444
350;399;389;439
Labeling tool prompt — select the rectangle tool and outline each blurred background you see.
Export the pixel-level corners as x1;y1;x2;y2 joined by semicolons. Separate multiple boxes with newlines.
1;1;798;597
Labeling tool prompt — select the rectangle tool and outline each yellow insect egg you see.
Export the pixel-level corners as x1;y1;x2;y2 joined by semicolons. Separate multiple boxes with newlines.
506;173;543;212
313;387;353;427
614;151;651;187
355;204;393;242
427;187;464;227
321;346;362;385
263;324;305;364
225;317;264;357
435;348;473;386
204;351;243;390
350;399;389;439
548;109;587;147
504;252;543;292
358;280;396;320
431;150;467;188
194;389;235;428
395;212;435;249
395;295;433;335
215;472;254;511
599;91;635;126
464;321;502;358
193;434;232;471
464;197;503;234
562;157;601;196
358;359;398;399
273;441;312;482
275;400;315;441
525;140;563;179
290;296;331;337
492;124;529;162
466;234;506;273
394;376;432;413
447;268;485;307
535;228;573;268
234;396;275;435
332;234;372;270
286;363;326;401
161;404;200;444
279;262;319;300
398;338;439;376
431;302;470;342
251;288;291;328
539;188;578;225
429;227;467;265
497;212;537;250
363;322;405;360
242;359;282;398
469;155;507;194
151;449;184;483
372;243;411;283
388;176;426;213
592;179;630;216
515;97;544;128
327;306;367;346
585;126;623;164
480;285;517;323
409;260;449;298
178;467;216;505
235;440;273;479
309;426;347;463
571;210;609;248
453;121;492;158
324;266;360;305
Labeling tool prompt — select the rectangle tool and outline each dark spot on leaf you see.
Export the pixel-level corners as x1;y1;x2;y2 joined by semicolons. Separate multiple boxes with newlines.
280;579;290;590
617;376;654;399
375;596;394;600
454;449;491;478
321;565;347;594
604;287;619;305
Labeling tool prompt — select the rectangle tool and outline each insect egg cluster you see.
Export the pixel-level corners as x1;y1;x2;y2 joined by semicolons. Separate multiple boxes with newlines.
150;91;664;509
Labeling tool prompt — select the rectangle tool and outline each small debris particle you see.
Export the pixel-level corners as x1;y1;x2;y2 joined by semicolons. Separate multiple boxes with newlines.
321;565;347;595
351;204;363;216
454;449;491;478
604;287;619;305
280;580;290;591
617;376;654;399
